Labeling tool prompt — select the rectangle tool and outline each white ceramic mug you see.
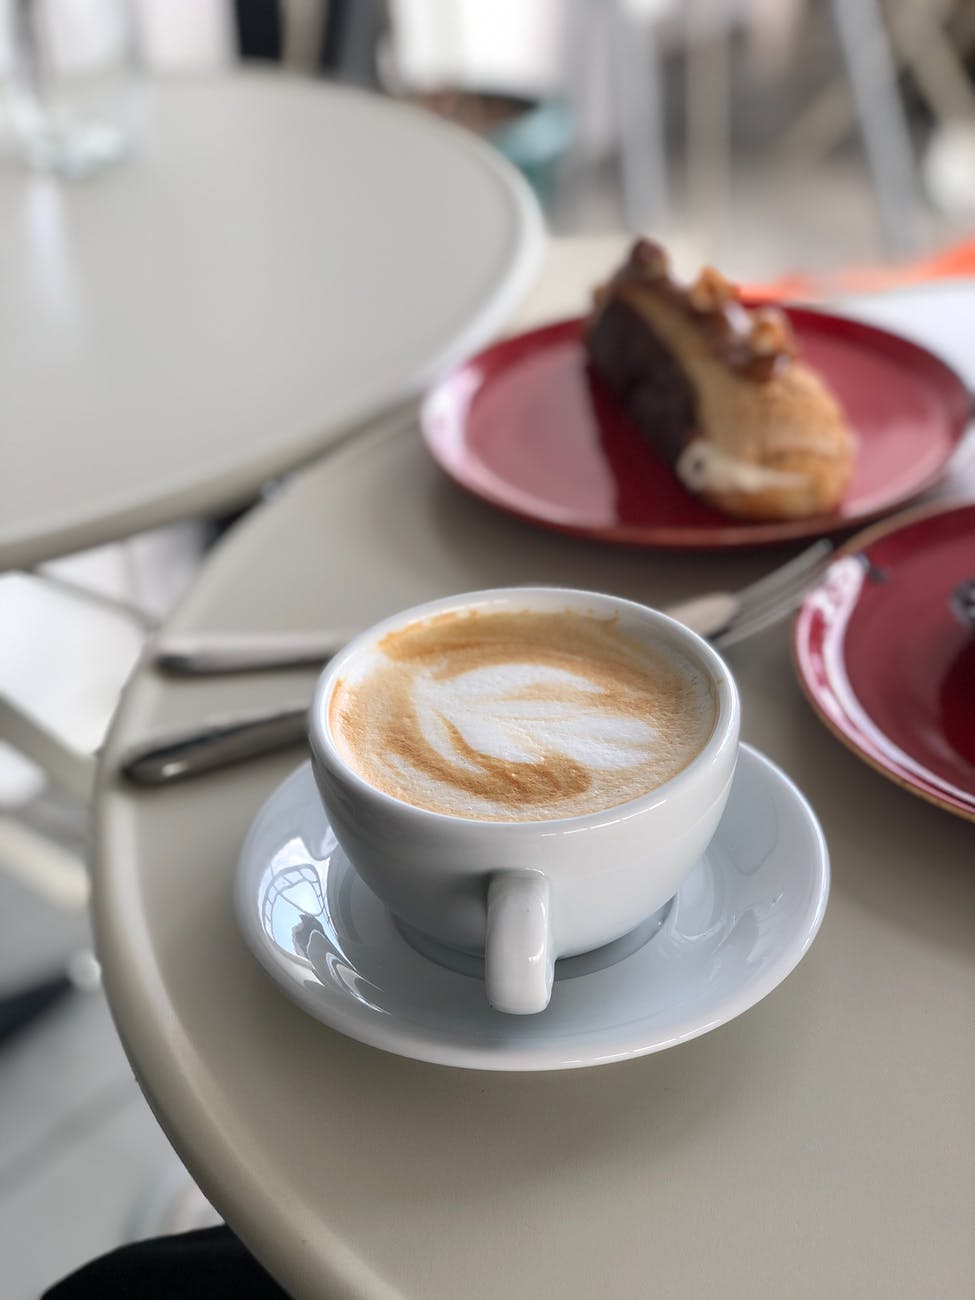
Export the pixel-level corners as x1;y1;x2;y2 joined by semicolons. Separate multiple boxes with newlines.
308;588;740;1015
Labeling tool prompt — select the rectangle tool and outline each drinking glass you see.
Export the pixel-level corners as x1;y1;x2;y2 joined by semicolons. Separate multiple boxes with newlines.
6;0;145;178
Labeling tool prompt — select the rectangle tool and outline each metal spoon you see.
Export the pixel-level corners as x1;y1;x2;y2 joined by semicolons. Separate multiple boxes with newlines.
950;577;975;631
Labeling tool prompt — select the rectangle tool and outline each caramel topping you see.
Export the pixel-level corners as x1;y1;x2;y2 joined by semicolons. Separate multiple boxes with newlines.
749;307;796;357
688;266;736;313
603;239;797;382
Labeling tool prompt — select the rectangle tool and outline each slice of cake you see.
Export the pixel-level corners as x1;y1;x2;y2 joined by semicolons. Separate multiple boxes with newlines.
585;240;856;521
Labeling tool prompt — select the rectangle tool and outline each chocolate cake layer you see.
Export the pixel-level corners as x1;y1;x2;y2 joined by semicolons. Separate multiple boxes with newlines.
586;296;697;467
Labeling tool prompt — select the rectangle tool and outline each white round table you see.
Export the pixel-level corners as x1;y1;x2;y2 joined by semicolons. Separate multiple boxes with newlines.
0;72;542;569
94;264;975;1299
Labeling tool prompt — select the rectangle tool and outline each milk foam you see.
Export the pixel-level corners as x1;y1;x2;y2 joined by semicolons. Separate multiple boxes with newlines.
329;608;716;821
412;666;658;768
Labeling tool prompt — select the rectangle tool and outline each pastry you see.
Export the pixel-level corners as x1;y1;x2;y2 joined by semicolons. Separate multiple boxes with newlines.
585;240;856;520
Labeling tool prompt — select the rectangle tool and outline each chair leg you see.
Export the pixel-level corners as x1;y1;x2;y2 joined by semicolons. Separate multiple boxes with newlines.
885;0;975;127
0;814;88;908
684;4;731;260
0;971;75;1049
830;0;921;256
0;696;96;804
26;565;158;631
611;3;669;234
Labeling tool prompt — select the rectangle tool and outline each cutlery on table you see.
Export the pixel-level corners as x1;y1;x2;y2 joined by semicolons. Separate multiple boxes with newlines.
153;629;359;676
121;539;833;787
950;577;975;630
150;539;834;676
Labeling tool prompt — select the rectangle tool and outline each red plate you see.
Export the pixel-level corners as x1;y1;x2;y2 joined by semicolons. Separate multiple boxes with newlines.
793;501;975;821
421;312;971;549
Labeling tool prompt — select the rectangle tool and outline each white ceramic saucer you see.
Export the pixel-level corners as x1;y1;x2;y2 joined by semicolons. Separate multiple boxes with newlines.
235;745;828;1071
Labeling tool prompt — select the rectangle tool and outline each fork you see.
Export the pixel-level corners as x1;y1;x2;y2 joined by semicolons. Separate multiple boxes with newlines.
121;540;833;786
150;539;834;676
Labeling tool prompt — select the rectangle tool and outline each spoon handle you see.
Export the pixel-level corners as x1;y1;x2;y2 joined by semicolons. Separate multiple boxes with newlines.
153;632;350;676
119;703;309;786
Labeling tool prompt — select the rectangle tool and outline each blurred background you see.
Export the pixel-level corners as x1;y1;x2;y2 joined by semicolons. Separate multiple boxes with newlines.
1;1;974;1295
5;0;975;271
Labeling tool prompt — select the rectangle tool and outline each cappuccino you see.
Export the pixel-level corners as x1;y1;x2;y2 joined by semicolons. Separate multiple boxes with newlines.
328;607;716;822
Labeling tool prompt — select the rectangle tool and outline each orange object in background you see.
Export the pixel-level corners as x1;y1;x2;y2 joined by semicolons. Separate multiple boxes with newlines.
747;234;975;301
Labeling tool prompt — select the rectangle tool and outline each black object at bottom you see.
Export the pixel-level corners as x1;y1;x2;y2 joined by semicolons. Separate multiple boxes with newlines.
0;973;74;1049
43;1225;290;1299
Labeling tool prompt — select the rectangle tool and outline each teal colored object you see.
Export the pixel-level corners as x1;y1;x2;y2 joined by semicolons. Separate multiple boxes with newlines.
491;100;573;206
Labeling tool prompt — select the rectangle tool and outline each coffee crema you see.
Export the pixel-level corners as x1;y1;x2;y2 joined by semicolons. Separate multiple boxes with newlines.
328;608;716;821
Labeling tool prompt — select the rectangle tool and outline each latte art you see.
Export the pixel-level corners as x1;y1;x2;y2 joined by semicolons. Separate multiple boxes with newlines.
328;608;716;821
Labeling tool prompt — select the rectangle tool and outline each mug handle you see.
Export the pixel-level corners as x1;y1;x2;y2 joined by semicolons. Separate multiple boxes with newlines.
485;871;554;1015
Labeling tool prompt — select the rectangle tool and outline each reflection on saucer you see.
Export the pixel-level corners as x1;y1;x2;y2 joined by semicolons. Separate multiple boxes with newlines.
236;752;828;1071
394;900;673;984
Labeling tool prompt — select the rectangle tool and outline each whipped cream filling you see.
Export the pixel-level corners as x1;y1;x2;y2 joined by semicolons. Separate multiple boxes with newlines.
676;440;805;495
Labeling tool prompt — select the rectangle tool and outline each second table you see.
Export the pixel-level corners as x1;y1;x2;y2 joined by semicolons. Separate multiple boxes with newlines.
94;268;975;1296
